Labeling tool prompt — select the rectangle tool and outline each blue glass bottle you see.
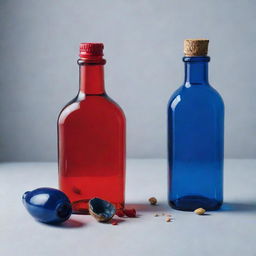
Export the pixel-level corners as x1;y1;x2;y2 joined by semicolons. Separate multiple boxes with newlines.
168;40;224;211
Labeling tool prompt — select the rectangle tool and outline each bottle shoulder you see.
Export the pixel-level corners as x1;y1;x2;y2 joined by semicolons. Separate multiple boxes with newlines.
208;85;224;105
168;84;224;111
58;94;125;124
104;95;126;119
168;86;184;106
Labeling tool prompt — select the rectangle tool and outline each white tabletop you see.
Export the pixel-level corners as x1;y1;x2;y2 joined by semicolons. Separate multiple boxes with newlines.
0;159;255;256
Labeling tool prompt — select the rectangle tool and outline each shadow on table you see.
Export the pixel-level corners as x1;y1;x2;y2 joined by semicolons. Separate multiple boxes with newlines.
127;201;256;214
44;218;85;229
221;201;256;213
125;202;170;212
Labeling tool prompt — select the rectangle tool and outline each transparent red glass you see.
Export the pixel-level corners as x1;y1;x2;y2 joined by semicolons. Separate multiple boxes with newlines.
58;43;126;213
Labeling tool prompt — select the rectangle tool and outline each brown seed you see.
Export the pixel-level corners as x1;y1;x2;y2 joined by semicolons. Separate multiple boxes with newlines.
166;217;171;222
154;213;159;217
148;197;157;205
194;208;206;215
72;186;81;194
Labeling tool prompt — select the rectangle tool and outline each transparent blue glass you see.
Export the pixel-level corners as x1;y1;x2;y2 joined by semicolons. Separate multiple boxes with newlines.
168;56;224;211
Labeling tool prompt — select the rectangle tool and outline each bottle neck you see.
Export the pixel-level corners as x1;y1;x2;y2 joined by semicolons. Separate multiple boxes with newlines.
78;60;105;95
183;56;210;85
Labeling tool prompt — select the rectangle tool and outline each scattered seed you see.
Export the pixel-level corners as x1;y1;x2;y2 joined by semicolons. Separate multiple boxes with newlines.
154;213;159;217
166;217;171;222
116;210;125;217
111;220;118;225
148;197;157;205
194;208;206;215
72;186;81;194
123;208;136;217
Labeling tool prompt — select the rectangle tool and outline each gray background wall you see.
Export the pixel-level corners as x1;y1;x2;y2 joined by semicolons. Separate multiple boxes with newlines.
0;0;255;161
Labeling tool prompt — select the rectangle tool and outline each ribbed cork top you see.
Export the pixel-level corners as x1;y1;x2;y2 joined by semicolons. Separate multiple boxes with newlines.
184;39;209;56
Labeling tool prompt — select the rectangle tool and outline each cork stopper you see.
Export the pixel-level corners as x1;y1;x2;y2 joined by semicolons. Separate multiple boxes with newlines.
184;39;209;57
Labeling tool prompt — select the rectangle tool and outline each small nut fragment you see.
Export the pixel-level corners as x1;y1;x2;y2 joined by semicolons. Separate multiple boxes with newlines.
154;213;159;217
123;208;136;217
166;217;171;222
116;210;125;217
194;208;206;215
111;220;118;225
88;198;115;222
148;197;157;205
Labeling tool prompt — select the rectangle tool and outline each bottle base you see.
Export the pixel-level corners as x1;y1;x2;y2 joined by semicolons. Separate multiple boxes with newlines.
70;199;89;214
169;195;222;211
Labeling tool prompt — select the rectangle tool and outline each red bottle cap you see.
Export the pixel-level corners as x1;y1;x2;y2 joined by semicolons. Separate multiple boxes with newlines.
79;43;104;58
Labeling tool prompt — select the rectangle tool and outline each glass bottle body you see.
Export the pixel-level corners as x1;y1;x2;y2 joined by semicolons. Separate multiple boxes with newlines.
58;61;125;213
168;57;224;211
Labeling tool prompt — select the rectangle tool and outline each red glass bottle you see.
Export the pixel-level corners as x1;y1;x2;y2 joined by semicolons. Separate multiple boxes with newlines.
58;43;126;213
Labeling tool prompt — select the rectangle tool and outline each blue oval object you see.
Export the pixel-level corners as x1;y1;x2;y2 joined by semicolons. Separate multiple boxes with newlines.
22;187;72;224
